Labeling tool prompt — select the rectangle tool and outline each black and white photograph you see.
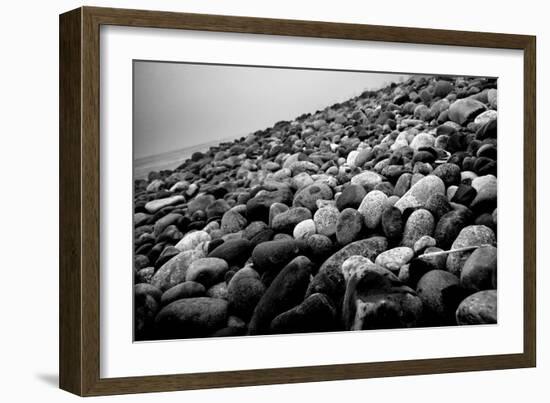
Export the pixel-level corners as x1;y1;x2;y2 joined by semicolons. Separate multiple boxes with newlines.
133;61;498;341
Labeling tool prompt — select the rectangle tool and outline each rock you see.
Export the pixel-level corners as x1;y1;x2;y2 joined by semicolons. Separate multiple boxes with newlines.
220;210;247;234
155;297;228;338
487;89;497;109
461;245;497;291
456;290;497;325
336;208;364;245
358;190;388;229
451;184;477;206
146;179;164;192
345;270;423;330
448;98;487;125
409;133;435;151
401;209;435;248
434;209;472;249
153;213;181;236
270;293;337;334
227;267;265;320
271;207;312;233
205;199;230;220
446;225;496;276
135;284;160;340
381;206;404;241
187;194;215;215
336;184;367;210
242;221;268;240
208;239;252;267
434;80;454;98
394;173;412;197
470;174;497;213
350;171;383;189
205;282;229;299
394;175;445;212
306;234;333;262
416;270;463;325
413;235;437;254
425;193;452;220
375;247;414;272
251;239;305;273
185;257;229;287
291;172;314;190
248;256;313;335
432;163;461;187
293;183;333;212
292;218;316;239
474;110;497;126
145;195;185;214
247;188;293;222
313;206;340;236
160;281;206;306
150;249;205;291
136;267;155;283
307;237;388;304
174;230;210;252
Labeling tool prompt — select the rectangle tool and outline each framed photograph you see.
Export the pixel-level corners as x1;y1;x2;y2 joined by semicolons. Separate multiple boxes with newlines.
59;6;536;396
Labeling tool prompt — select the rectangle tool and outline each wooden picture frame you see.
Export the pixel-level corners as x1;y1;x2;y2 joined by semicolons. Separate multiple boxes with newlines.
59;6;536;396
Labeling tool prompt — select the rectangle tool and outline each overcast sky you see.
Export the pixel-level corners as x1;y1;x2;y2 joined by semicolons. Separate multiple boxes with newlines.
133;61;408;159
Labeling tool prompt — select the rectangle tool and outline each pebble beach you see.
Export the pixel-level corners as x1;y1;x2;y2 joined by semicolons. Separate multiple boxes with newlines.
134;75;498;341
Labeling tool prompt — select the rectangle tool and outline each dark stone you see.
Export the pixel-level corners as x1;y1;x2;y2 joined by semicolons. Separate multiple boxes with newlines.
432;163;461;187
248;256;313;335
293;183;333;212
271;207;312;233
381;206;404;241
154;246;180;269
476;119;497;140
207;239;253;266
270;293;337;334
246;188;294;222
227;268;266;320
434;209;472;249
336;208;364;245
451;184;477;206
424;193;452;220
251;239;306;274
160;281;206;306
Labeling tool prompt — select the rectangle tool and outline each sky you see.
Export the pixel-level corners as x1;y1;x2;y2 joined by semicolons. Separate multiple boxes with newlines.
133;61;408;159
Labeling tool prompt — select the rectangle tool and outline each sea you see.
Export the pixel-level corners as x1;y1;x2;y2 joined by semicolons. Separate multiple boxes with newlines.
133;136;242;180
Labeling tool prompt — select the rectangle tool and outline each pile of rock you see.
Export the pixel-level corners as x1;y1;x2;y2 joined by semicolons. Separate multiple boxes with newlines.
134;75;498;340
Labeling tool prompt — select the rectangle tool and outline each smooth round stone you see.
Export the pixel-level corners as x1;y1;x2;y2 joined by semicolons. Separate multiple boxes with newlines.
434;80;454;97
448;98;487;125
358;190;388;229
271;207;312;233
381;206;404;241
160;281;205;306
153;213;181;237
146;179;164;192
341;256;375;282
205;199;231;220
136;267;155;283
288;160;319;175
248;256;313;335
187;194;215;216
313;207;339;236
306;234;333;262
292;183;333;212
290;172;314;190
293;219;316;239
487;89;498;109
251;239;305;273
155;297;229;338
446;225;496;276
474;110;497;126
270;292;337;334
354;148;374;167
401;209;435;248
247;188;293;223
346;150;360;166
306;237;388;305
425;193;452;220
135;285;160;340
470;174;497;212
433;209;472;250
432;163;461;187
336;208;363;245
185;257;230;287
451;184;477;206
394;175;445;212
135;283;162;302
145;195;185;214
205;282;229;299
242;221;268;240
207;239;253;267
336;184;367;211
394;173;412;197
374;247;414;272
220;210;247;234
350;170;383;189
461;244;497;291
175;230;211;252
447;185;458;200
135;254;150;271
456;290;497;325
150;249;205;292
268;203;289;227
227;267;265;320
413;235;437;254
416;270;461;325
409;132;435;151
